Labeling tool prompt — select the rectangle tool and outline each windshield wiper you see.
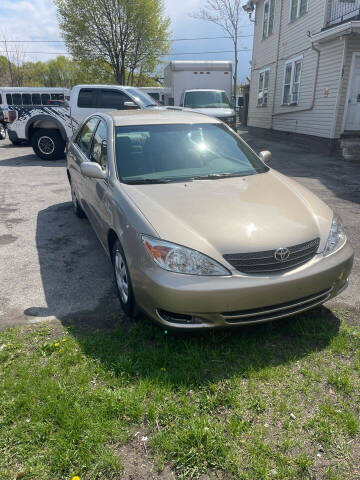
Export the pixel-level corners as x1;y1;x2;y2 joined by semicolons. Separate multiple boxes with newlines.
125;178;174;184
190;172;255;180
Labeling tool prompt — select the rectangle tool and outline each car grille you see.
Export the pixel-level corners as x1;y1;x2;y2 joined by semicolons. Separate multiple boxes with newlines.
223;238;320;274
222;288;332;324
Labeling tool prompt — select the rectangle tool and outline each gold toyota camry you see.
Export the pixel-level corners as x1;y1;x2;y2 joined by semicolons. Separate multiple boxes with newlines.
66;109;354;329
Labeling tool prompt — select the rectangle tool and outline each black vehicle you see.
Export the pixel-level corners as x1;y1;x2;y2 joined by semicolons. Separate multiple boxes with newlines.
0;109;6;140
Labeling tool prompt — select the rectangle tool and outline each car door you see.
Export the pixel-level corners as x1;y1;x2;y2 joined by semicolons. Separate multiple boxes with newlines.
86;118;112;247
69;116;100;217
74;88;98;124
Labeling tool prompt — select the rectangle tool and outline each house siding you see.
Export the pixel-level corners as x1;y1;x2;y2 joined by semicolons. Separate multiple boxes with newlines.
247;0;351;139
273;38;344;138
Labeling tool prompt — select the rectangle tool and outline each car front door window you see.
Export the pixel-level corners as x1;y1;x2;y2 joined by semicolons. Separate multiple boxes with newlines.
76;117;99;156
89;120;108;169
98;89;133;109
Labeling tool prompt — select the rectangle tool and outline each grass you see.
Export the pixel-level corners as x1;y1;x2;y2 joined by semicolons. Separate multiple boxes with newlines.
0;308;359;480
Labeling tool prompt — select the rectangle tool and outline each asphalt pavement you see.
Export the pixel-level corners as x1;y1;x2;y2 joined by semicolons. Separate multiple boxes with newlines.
0;133;359;331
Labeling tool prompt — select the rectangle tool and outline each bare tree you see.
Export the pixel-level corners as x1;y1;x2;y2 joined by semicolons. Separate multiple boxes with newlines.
0;32;27;86
193;0;245;101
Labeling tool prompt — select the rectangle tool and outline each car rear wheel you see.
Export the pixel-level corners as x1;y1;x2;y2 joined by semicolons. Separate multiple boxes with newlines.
0;124;6;140
31;129;65;160
112;240;136;317
70;182;86;218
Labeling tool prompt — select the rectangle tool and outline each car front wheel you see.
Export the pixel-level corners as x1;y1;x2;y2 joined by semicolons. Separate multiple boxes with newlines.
70;182;86;218
112;240;136;317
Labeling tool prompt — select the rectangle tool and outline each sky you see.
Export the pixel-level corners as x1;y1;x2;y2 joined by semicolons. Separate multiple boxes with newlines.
0;0;254;83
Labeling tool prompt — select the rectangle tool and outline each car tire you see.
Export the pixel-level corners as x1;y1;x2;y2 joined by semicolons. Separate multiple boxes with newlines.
70;181;86;218
10;139;23;146
0;124;6;140
31;129;65;160
112;240;137;317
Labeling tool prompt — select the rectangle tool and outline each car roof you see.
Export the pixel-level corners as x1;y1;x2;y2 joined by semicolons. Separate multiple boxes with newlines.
107;109;221;126
184;89;226;93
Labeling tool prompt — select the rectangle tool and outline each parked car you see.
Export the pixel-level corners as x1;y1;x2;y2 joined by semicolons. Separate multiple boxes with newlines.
0;87;71;145
66;109;354;329
180;89;236;130
6;85;159;159
164;61;236;127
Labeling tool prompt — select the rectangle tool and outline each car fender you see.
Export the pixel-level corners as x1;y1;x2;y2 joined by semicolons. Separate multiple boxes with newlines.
25;114;67;141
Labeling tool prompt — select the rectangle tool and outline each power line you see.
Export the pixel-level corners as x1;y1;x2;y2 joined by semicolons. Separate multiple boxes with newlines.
0;49;251;56
0;33;253;44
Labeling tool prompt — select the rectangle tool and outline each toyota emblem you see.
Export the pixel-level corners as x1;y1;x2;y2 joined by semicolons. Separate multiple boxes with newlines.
274;247;290;262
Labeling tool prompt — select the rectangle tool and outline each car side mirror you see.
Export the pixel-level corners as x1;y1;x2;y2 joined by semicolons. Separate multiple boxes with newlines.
123;101;139;110
80;161;106;179
259;150;272;165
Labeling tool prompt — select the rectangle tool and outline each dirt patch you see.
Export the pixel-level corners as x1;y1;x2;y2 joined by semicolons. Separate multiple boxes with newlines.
118;437;175;480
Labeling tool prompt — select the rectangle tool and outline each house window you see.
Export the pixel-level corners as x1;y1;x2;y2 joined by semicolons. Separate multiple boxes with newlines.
258;69;270;106
282;57;302;105
290;0;307;21
263;0;275;38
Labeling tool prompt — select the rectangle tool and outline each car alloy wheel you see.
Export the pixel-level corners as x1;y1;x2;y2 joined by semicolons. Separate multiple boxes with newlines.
38;136;55;155
115;249;129;304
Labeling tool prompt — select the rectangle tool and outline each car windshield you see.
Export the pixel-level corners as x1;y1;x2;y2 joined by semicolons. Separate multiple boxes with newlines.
126;88;159;108
184;91;231;109
115;123;269;184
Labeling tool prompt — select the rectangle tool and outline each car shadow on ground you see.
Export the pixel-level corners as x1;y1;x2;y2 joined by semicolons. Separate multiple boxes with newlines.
0;153;65;168
24;201;119;321
28;201;342;385
242;130;360;205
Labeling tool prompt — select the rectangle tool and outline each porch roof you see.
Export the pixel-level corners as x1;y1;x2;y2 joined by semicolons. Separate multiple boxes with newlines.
311;21;360;44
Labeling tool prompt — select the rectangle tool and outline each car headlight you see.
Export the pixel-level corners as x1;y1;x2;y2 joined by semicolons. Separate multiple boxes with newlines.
142;235;231;276
324;215;347;256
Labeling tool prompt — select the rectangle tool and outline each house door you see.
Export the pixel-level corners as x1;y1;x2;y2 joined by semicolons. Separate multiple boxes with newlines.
345;53;360;131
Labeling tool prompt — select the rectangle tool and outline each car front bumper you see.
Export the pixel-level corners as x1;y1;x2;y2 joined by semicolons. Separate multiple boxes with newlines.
132;242;354;329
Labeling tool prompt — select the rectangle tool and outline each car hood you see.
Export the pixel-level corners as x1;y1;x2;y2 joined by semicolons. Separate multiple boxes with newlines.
123;170;333;261
190;107;235;118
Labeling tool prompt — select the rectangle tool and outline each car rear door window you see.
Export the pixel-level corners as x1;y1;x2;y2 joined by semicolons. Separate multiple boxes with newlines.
90;120;108;169
98;89;132;109
76;117;99;156
78;89;96;108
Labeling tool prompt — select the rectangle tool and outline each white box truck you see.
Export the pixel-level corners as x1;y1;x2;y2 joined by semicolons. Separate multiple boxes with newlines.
163;60;236;129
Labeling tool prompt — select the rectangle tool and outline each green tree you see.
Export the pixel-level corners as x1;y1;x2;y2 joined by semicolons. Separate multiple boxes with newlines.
55;0;170;85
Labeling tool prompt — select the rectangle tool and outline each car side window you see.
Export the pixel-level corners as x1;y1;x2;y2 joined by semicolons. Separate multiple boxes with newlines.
89;120;108;169
76;117;99;156
78;89;96;108
98;89;133;109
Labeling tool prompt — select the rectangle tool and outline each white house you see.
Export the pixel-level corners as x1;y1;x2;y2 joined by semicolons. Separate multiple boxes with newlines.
244;0;360;157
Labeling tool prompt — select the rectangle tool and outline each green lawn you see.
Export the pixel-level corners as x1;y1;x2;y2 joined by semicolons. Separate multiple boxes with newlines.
0;309;359;480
